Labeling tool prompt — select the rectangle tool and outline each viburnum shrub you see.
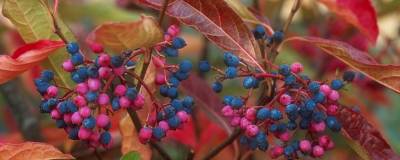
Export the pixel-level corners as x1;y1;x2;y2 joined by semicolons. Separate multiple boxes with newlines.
34;25;195;148
0;0;398;160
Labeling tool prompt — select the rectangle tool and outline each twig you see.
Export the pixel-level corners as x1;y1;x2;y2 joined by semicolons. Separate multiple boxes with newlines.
282;0;302;35
49;5;69;44
201;129;241;160
158;0;170;25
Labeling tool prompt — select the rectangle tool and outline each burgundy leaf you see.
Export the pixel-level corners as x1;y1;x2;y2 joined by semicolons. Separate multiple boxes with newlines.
134;0;264;72
338;106;400;160
181;75;233;134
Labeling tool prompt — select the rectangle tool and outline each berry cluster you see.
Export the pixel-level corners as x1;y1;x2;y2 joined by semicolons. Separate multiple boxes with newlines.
34;25;195;148
199;46;353;158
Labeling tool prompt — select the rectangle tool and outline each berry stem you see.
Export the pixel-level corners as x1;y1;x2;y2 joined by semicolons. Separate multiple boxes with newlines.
158;0;170;25
126;71;160;109
201;129;241;160
48;4;69;44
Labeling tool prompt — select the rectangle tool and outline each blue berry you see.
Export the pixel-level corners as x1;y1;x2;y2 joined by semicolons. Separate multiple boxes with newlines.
86;92;98;102
56;120;66;128
68;127;79;140
225;67;237;79
171;37;186;49
299;119;310;129
179;59;192;73
100;131;112;145
41;70;54;81
171;99;183;111
277;123;287;132
198;60;211;72
343;71;355;82
308;81;320;93
313;92;325;103
212;81;223;93
71;54;84;66
173;71;189;81
71;71;84;83
126;60;136;67
278;64;290;76
168;77;180;87
331;79;344;90
87;66;99;78
40;101;51;113
66;100;78;112
111;56;123;68
272;31;284;43
76;67;88;80
285;104;298;115
168;116;181;129
164;47;178;57
284;145;294;156
269;124;278;132
253;25;265;39
66;42;79;54
223;96;234;105
182;96;194;108
326;116;341;132
112;97;120;111
256;108;271;120
312;111;326;122
82;117;96;129
152;127;166;140
157;111;166;121
243;76;256;89
160;85;169;97
284;75;296;85
126;87;138;100
223;52;240;67
305;99;316;111
270;109;282;120
167;87;178;99
287;121;297;130
58;102;68;114
230;97;244;109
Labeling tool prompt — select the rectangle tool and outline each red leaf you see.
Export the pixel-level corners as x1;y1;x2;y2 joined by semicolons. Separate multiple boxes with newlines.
338;106;399;160
286;36;400;94
319;0;379;43
0;142;74;160
0;40;64;84
134;0;264;72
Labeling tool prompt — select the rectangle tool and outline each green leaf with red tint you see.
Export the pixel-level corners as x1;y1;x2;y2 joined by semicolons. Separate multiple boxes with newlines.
134;0;264;72
338;106;399;160
318;0;379;43
0;40;64;84
287;36;400;94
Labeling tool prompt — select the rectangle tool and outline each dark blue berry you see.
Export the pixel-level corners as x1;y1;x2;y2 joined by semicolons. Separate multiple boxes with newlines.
287;121;297;130
179;59;192;73
126;60;136;67
152;127;166;140
223;96;234;105
168;77;180;87
41;70;54;81
270;109;282;120
171;37;186;49
160;85;169;97
256;108;271;121
167;87;178;99
66;42;79;54
171;99;183;111
182;96;194;108
331;79;344;90
82;117;96;129
164;47;178;57
278;64;290;76
308;81;320;93
343;71;355;82
299;119;310;129
112;97;120;111
285;104;298;115
313;92;325;103
272;31;284;43
312;111;326;122
58;102;68;114
111;56;123;68
168;116;181;129
87;66;99;78
243;76;256;89
76;67;88;80
212;81;223;93
198;60;211;72
253;25;265;39
326;116;341;132
71;54;84;66
223;52;240;67
284;145;294;156
284;75;296;85
86;92;98;102
126;87;138;100
225;67;237;79
173;71;189;81
56;120;66;128
68;127;79;140
231;97;244;109
305;99;316;111
100;131;112;145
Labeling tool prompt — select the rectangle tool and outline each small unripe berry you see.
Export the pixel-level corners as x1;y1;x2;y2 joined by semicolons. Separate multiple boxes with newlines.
290;62;303;73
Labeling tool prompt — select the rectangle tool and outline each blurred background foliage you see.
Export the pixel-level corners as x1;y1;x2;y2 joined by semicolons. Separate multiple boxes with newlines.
0;0;399;159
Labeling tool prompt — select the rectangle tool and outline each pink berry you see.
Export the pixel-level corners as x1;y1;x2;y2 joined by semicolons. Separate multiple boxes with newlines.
78;127;92;140
98;54;111;67
311;121;326;132
98;93;110;105
326;141;335;150
79;106;91;118
71;112;83;124
90;43;104;53
155;73;167;85
98;67;112;79
230;116;241;127
271;146;284;158
139;127;153;144
245;125;259;137
119;96;131;109
62;59;74;72
320;84;331;95
90;131;100;142
96;114;110;128
278;132;291;142
50;109;61;119
88;78;101;91
312;145;324;157
63;113;72;124
73;95;87;107
221;105;234;117
240;117;251;129
164;34;172;41
158;121;169;131
152;56;166;68
245;108;257;121
46;86;58;98
290;62;303;73
167;25;180;37
328;90;340;101
76;83;88;95
327;105;338;116
132;94;145;109
113;66;125;76
114;84;127;96
318;135;331;148
299;140;312;152
279;94;292;105
177;111;189;122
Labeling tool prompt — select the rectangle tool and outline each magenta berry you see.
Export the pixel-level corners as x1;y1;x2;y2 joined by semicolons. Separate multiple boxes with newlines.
119;96;131;109
79;106;91;118
240;117;251;129
278;131;291;142
279;94;292;105
327;104;338;116
222;105;234;117
300;140;312;152
290;62;303;73
230;116;241;127
320;84;332;95
98;54;111;67
71;112;83;125
76;83;89;95
312;145;324;157
271;146;284;158
245;108;257;121
133;94;145;109
139;127;153;144
114;84;127;96
88;78;101;91
155;73;167;85
78;127;92;140
62;59;74;72
46;85;58;97
98;93;110;106
73;95;87;107
96;114;110;128
328;90;340;101
311;121;326;132
245;125;259;137
158;121;170;131
50;109;61;119
98;67;112;78
177;111;189;122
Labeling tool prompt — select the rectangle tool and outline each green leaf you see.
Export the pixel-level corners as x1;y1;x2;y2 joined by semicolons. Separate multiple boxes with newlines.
120;151;141;160
3;0;75;88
